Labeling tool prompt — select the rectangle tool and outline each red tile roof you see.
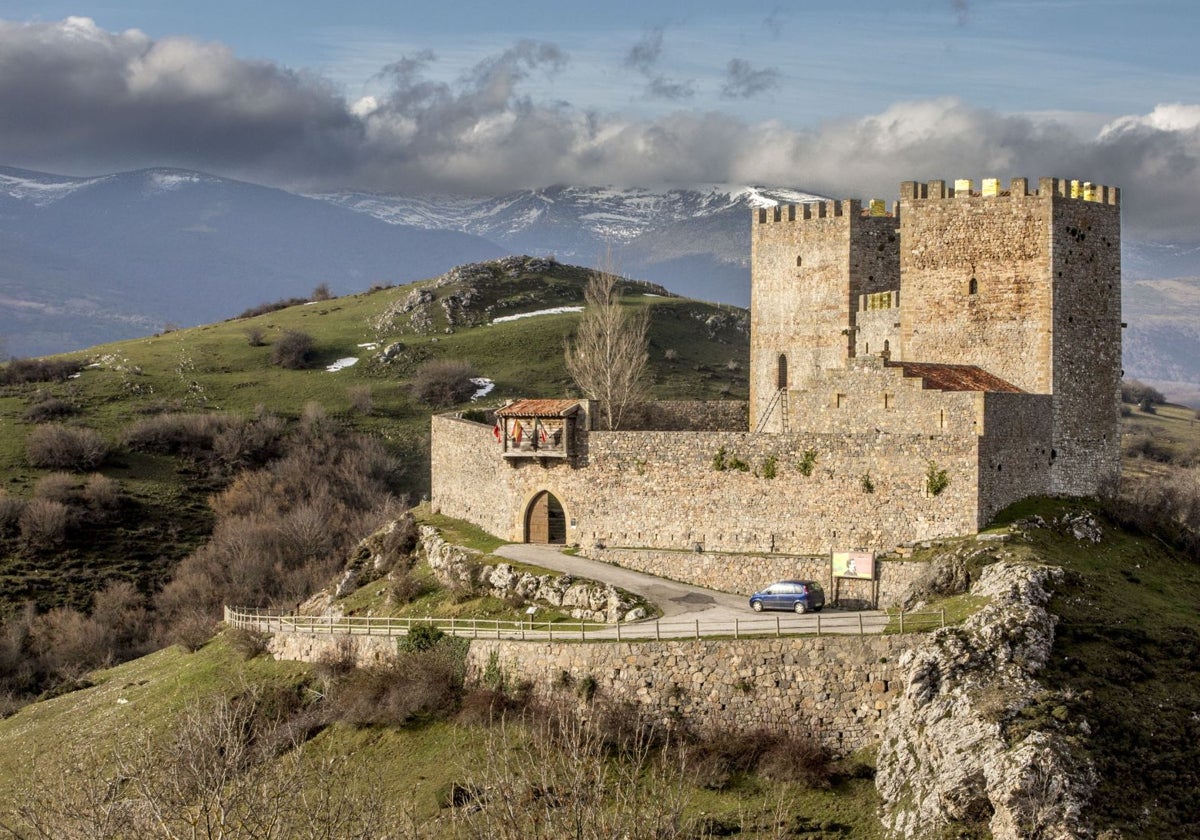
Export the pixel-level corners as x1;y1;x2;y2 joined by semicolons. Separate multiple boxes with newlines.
887;362;1024;393
495;399;584;417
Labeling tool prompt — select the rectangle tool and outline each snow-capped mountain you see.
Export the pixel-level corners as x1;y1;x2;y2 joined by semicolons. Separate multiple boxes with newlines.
312;184;826;305
0;166;503;356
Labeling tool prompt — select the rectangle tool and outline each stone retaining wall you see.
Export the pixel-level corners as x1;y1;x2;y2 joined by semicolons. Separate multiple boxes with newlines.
467;635;913;754
265;631;914;756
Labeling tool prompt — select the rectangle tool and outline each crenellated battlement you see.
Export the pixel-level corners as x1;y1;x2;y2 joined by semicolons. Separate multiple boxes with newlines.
755;198;901;224
900;176;1120;206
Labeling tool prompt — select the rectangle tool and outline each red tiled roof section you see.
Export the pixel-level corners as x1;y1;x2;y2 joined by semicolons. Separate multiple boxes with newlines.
888;362;1024;393
495;399;583;417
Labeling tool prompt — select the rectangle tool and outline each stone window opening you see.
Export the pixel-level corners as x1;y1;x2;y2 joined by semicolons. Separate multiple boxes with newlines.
883;393;894;409
968;277;978;295
777;354;788;389
796;256;802;267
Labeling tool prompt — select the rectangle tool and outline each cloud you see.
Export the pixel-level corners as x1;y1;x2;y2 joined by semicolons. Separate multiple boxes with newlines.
763;8;786;38
2;19;1200;240
721;59;781;99
623;26;694;101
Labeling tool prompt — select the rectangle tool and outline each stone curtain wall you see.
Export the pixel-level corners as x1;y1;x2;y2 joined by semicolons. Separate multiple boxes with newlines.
620;400;749;432
977;392;1054;521
429;415;513;539
432;414;982;555
465;636;913;755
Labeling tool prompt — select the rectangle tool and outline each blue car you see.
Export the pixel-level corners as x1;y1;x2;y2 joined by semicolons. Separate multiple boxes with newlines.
749;580;825;614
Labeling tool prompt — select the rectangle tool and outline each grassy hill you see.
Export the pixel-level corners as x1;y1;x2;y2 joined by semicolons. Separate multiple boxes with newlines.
0;256;748;615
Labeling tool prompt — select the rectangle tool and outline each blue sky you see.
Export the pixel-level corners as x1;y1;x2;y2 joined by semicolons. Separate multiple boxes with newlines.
1;2;1199;236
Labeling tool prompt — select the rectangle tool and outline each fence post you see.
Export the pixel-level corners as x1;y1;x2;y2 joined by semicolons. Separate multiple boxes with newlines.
616;621;621;641
655;621;660;642
899;610;904;635
734;618;739;640
941;607;946;628
776;615;781;638
858;613;864;636
695;620;699;640
816;613;820;637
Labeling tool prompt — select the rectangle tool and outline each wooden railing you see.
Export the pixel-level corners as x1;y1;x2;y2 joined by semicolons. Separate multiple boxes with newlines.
224;606;946;642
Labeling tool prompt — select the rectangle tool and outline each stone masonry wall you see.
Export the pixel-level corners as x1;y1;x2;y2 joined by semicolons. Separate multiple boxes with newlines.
265;632;915;756
1048;186;1122;495
465;636;913;755
977;391;1054;521
432;414;982;556
620;400;749;432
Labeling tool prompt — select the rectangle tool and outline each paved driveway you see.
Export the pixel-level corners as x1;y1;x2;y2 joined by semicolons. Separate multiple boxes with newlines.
494;543;890;637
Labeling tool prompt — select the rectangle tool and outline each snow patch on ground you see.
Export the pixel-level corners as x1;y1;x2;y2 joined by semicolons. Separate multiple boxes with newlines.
325;357;359;372
470;377;495;400
491;306;583;324
357;342;379;349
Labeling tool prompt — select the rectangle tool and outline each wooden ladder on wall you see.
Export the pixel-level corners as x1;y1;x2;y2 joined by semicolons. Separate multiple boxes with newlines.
753;388;789;434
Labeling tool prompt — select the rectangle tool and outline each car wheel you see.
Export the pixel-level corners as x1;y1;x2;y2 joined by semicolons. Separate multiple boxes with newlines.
793;601;807;614
751;600;764;612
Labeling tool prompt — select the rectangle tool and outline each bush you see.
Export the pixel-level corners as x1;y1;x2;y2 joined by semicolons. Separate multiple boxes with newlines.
1120;379;1166;406
226;627;271;660
33;472;78;504
26;424;108;471
245;326;266;347
19;498;70;552
0;358;83;385
123;412;229;457
409;359;478;408
83;474;122;516
0;491;26;533
235;298;307;319
23;395;76;423
389;567;428;605
311;283;333;301
331;648;464;727
271;330;317;369
347;385;374;416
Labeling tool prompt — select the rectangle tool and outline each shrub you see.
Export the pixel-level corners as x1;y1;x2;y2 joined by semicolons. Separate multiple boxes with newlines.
409;359;478;408
347;385;374;416
244;326;266;347
861;472;875;494
123;412;229;457
1138;397;1157;414
798;448;818;477
331;649;463;727
26;424;108;471
311;283;333;301
0;491;26;533
23;395;76;423
226;627;271;660
33;472;78;504
1120;379;1166;406
389;568;427;605
235;297;307;319
19;498;70;552
83;474;122;516
0;358;83;385
271;330;317;369
760;455;778;479
926;460;950;496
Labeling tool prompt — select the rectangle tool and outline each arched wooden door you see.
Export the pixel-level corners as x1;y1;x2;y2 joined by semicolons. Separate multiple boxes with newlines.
525;491;566;545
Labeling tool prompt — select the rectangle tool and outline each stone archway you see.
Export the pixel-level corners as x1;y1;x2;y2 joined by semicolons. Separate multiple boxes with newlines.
525;491;567;545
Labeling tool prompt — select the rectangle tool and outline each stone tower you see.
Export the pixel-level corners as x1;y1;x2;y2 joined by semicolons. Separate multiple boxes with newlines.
897;177;1122;495
749;199;900;432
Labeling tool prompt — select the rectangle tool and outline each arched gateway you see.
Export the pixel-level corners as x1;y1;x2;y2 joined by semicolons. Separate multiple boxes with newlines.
525;491;566;544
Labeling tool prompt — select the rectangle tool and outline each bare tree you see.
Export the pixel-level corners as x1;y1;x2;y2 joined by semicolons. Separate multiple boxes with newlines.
564;266;650;430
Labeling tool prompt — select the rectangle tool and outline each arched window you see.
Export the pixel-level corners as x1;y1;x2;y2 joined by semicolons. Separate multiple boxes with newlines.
796;256;803;267
968;277;978;295
776;354;788;389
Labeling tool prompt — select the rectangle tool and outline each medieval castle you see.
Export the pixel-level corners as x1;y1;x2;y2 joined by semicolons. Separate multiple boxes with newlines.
431;176;1121;578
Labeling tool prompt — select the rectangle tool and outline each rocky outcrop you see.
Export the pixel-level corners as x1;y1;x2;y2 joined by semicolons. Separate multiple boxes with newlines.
418;526;645;623
877;560;1095;840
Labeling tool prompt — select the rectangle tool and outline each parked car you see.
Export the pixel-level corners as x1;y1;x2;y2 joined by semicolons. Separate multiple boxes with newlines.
749;580;825;614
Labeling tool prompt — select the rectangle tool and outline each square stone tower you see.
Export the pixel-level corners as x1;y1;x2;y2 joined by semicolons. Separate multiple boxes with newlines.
749;200;900;431
897;177;1122;495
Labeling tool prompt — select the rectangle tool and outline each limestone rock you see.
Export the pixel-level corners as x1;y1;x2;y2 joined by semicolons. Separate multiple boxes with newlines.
877;561;1095;840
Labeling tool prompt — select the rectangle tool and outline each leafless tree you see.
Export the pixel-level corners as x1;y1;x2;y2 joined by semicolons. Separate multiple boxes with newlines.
564;266;649;430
